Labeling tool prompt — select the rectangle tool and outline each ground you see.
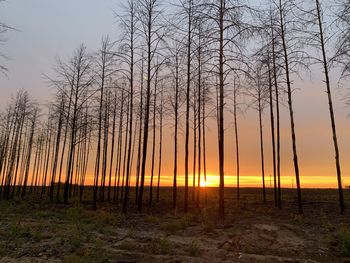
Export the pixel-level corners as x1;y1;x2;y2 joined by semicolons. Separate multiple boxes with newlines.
0;187;349;263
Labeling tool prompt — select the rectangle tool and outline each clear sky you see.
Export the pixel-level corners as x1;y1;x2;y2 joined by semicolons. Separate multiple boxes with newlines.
0;0;118;104
1;0;350;189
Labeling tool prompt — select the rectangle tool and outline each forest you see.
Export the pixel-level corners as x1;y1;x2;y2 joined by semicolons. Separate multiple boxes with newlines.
1;0;350;262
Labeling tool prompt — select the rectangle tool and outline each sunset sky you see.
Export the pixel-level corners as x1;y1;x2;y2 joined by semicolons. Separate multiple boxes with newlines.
1;0;350;189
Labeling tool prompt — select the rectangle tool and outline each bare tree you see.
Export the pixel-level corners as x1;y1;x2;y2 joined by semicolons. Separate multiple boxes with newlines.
93;37;115;209
199;0;252;219
108;91;117;202
275;0;305;213
306;0;345;213
270;12;283;208
63;44;94;204
48;92;65;201
115;89;125;202
156;83;164;202
137;0;165;213
113;0;138;213
246;58;270;203
183;0;194;213
335;0;350;80
135;56;144;204
166;36;184;210
233;78;241;203
0;0;16;76
21;107;38;198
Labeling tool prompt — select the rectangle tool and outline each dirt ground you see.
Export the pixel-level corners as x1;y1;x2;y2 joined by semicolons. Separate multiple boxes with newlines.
0;187;349;263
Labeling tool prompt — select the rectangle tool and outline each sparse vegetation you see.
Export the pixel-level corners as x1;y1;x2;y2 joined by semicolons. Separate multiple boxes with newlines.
339;226;350;257
200;208;215;232
0;188;347;262
187;240;201;257
118;239;138;251
149;237;171;255
145;214;159;224
9;223;32;239
160;215;193;235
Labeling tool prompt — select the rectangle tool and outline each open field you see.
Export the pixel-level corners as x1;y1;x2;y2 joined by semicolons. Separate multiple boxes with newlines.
0;187;350;263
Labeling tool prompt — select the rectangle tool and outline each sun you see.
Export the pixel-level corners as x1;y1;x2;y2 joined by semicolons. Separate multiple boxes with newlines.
200;181;207;187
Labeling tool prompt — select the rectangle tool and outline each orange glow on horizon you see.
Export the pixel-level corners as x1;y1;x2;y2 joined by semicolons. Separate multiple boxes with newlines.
200;180;207;187
77;172;347;189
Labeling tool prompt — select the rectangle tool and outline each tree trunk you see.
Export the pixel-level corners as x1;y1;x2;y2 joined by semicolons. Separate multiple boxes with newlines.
192;92;197;202
271;23;282;208
149;70;158;205
202;82;208;206
258;95;266;203
315;0;345;213
121;93;130;202
135;56;144;204
267;52;276;205
57;86;73;203
279;0;302;214
115;90;125;202
156;84;163;202
108;94;117;202
138;0;155;212
173;55;179;210
196;42;202;208
100;90;110;201
218;0;225;220
21;109;37;198
123;3;135;213
184;0;193;213
233;80;240;203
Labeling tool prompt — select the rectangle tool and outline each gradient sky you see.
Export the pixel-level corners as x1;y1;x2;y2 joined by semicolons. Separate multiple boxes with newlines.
1;0;350;188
